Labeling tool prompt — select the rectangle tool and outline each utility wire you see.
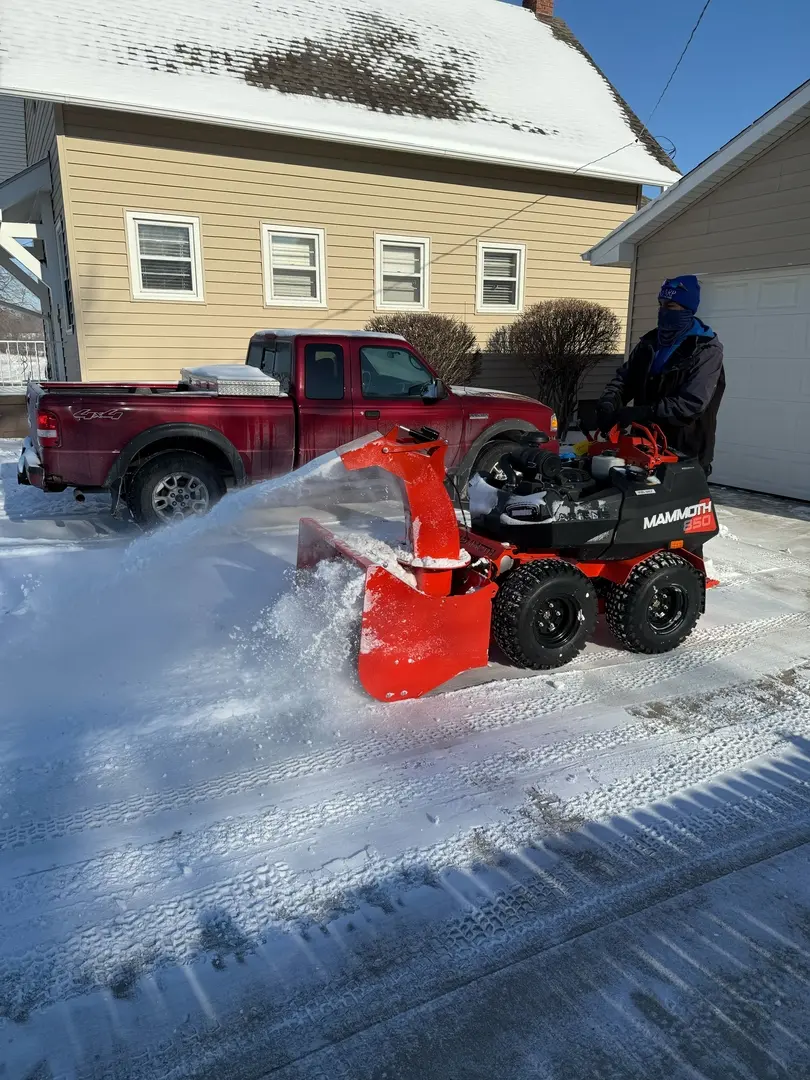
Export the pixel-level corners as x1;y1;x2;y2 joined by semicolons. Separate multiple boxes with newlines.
573;0;714;175
310;3;716;328
646;0;714;127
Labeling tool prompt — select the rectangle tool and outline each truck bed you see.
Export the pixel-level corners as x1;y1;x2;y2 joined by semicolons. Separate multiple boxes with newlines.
28;381;297;490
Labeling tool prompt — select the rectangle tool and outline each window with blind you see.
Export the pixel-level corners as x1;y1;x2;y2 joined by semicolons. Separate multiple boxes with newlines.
375;234;430;310
477;242;525;313
262;225;326;306
125;212;204;301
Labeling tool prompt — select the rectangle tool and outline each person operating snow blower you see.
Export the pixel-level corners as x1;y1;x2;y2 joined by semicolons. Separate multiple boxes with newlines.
597;275;725;475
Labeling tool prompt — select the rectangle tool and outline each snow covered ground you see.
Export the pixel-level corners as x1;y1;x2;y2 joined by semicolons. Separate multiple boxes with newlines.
2;439;810;1079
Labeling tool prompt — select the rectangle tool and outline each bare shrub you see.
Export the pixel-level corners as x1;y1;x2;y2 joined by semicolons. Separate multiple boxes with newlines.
488;299;620;435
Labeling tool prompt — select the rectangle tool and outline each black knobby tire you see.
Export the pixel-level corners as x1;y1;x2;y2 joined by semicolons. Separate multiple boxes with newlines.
493;560;598;670
604;551;703;654
127;451;226;528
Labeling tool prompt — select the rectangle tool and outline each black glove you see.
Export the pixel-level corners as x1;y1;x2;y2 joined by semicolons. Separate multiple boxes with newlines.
615;405;654;428
596;401;617;435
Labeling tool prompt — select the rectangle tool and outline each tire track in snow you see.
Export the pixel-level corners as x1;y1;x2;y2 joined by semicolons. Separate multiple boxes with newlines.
0;706;728;932
1;611;805;856
108;746;810;1080
4;665;810;1017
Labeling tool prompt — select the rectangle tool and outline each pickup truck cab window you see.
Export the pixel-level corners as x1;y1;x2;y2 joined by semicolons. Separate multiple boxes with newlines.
360;346;433;399
304;343;345;400
247;340;293;390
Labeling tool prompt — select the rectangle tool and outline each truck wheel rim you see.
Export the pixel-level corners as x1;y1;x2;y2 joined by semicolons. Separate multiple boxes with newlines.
647;584;688;634
152;473;210;522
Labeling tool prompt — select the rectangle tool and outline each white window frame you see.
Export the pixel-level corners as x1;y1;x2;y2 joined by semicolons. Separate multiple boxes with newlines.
125;210;205;302
374;233;430;312
261;223;327;308
476;241;526;315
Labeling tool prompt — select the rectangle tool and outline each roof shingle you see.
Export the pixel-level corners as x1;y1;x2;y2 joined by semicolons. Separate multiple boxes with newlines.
0;0;680;186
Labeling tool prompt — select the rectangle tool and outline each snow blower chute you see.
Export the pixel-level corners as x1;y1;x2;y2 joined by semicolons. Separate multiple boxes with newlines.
297;422;719;702
297;427;497;701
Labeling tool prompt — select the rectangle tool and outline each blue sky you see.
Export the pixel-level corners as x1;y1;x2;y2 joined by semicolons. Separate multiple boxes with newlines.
501;0;810;180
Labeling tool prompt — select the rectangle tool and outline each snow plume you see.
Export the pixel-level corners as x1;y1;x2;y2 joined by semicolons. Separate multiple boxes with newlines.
230;557;366;719
121;448;346;574
0;449;374;756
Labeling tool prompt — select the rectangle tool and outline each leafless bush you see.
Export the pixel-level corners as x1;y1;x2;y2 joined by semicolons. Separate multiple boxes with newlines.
488;299;620;436
365;313;480;385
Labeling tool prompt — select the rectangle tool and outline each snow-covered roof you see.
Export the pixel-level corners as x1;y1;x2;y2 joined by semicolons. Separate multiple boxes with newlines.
0;0;679;187
585;78;810;266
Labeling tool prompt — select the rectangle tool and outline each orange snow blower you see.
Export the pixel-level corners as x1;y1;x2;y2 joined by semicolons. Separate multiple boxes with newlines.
297;424;718;702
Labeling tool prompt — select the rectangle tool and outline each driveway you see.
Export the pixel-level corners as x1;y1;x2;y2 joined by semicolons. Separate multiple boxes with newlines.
1;441;810;1080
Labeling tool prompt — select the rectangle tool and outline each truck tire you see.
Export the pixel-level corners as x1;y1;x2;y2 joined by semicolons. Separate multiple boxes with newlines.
604;552;703;654
456;439;521;498
493;560;597;669
127;451;226;528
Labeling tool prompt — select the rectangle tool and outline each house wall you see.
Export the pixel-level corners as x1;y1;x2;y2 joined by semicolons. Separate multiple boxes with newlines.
0;96;27;183
59;107;637;382
630;118;810;345
23;99;82;379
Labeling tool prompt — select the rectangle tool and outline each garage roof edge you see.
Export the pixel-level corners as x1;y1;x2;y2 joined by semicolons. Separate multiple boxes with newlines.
583;78;810;267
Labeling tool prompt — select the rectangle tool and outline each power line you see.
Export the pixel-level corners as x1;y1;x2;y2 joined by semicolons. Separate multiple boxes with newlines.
313;6;716;328
646;0;714;127
559;0;713;178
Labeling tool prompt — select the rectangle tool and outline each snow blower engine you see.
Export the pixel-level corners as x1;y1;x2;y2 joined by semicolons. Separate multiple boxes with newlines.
297;420;718;702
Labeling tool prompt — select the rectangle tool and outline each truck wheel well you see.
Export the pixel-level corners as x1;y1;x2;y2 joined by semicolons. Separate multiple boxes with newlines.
492;429;533;446
124;438;235;488
453;419;540;497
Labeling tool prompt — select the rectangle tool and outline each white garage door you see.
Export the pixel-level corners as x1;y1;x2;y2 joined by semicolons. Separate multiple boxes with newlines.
699;267;810;500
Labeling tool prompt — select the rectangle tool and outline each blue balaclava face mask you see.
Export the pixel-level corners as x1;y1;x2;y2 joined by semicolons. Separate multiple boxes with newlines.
657;275;700;346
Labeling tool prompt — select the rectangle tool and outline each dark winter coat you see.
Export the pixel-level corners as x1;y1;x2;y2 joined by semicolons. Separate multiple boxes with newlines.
599;322;725;469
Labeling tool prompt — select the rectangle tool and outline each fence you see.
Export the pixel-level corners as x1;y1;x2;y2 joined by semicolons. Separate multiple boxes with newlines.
0;340;48;392
471;352;619;402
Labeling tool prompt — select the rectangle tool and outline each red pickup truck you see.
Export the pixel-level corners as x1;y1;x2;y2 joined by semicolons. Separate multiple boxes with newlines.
18;329;557;526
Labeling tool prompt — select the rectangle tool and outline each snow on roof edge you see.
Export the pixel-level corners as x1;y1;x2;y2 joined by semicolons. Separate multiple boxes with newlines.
6;84;679;188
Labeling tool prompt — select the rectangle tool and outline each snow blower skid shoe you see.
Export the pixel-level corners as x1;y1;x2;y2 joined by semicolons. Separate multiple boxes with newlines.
296;427;497;701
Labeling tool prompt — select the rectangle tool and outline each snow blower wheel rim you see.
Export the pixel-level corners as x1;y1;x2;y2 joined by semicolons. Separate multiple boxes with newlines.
151;473;211;522
532;595;580;648
646;584;689;635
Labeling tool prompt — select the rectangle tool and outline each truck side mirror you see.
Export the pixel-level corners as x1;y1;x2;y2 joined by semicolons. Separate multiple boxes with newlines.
422;380;447;403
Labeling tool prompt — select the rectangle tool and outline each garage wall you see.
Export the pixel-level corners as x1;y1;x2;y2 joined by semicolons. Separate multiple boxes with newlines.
629;117;810;343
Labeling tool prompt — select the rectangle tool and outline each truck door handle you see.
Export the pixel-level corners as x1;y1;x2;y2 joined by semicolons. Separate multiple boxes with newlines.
364;410;380;419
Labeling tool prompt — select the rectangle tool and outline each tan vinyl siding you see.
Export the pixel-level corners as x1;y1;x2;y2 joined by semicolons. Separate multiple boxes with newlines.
60;107;637;382
0;95;26;183
630;118;810;345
